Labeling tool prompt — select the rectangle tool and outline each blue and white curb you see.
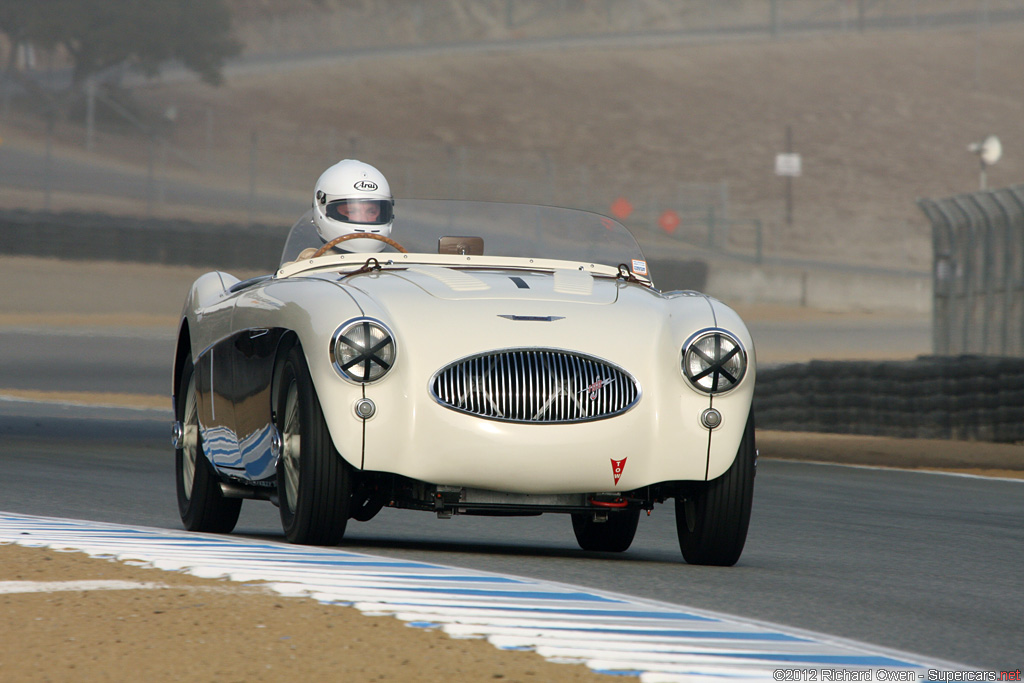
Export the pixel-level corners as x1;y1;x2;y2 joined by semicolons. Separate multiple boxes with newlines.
0;512;965;681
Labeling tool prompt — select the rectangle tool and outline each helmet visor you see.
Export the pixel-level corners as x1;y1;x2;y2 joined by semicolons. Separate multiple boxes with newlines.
324;199;393;226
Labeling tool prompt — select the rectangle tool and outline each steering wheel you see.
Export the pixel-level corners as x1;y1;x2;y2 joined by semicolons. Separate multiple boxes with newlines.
311;233;408;258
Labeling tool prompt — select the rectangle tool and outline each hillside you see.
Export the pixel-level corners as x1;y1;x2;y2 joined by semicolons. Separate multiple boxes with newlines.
132;20;1023;269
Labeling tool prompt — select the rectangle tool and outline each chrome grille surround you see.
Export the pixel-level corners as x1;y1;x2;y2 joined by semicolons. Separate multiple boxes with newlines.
430;348;641;424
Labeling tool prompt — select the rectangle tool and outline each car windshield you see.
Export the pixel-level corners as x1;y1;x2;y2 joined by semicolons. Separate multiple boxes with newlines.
281;199;646;269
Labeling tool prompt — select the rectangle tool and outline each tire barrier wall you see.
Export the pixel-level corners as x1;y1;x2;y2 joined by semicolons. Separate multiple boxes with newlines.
647;258;709;292
0;209;286;272
918;184;1024;357
0;209;714;292
755;355;1024;443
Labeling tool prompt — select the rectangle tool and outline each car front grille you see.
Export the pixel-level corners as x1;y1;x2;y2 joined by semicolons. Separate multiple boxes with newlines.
430;349;640;424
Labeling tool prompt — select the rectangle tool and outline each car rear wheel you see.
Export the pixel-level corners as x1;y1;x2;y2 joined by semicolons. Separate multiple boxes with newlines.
175;357;242;533
276;345;352;545
675;410;755;566
571;509;640;552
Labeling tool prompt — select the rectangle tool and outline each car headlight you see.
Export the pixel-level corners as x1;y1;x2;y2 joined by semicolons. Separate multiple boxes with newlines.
331;318;396;383
681;329;746;394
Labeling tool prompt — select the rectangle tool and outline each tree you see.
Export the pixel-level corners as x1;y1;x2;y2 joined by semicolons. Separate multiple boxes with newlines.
0;0;240;90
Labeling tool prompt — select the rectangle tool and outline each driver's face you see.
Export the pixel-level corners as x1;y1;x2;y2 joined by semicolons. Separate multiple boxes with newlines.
337;201;380;223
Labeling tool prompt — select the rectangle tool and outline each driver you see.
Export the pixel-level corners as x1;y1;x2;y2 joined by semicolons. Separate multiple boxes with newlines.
297;159;395;259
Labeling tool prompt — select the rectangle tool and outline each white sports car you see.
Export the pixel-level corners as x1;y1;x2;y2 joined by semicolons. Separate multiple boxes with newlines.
172;200;756;565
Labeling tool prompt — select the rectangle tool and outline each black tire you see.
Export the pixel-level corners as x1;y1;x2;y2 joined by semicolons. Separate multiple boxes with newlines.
675;410;756;566
175;357;242;533
571;509;640;552
276;345;352;545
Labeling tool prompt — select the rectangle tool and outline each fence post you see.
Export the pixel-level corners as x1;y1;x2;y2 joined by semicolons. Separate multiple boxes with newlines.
156;139;167;208
1002;189;1024;355
919;198;957;356
755;219;763;265
205;108;214;171
85;78;96;152
719;181;730;246
966;194;995;354
706;205;716;248
950;198;977;354
248;131;259;227
146;135;156;217
991;192;1015;354
44;109;54;211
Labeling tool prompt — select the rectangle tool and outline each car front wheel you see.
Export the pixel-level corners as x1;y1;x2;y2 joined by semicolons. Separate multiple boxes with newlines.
276;345;352;545
175;357;242;533
675;410;755;566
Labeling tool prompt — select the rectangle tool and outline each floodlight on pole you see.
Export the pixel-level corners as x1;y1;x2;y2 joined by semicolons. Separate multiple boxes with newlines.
968;135;1002;190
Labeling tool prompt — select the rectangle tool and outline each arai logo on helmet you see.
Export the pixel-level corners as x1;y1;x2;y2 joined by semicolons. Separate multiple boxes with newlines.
354;180;378;192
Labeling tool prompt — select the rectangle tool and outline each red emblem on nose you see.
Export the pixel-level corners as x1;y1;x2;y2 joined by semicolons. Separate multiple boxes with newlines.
583;377;614;401
610;457;627;485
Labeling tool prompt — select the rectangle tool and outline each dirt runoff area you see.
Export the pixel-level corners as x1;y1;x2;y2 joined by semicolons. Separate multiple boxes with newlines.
0;543;616;683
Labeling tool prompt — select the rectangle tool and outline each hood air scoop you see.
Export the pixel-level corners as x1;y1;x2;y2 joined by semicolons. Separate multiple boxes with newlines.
497;315;565;322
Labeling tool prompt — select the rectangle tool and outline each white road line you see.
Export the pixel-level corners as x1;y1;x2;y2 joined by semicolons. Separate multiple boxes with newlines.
0;580;168;594
0;512;973;682
772;458;1024;482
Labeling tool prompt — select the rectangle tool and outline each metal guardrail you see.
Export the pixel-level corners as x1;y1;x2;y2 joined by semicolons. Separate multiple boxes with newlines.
918;185;1024;357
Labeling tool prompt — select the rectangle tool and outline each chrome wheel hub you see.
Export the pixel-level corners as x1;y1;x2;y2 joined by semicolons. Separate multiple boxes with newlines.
180;374;200;501
281;379;301;515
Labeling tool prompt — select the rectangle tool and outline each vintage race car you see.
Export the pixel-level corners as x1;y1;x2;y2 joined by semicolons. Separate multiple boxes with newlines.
172;200;756;565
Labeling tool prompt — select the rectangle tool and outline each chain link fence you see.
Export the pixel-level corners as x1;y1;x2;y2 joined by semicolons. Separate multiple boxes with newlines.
234;0;1024;55
918;185;1024;357
0;96;735;256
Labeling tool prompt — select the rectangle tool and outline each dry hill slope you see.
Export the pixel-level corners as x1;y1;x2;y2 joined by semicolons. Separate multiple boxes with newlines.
138;25;1024;269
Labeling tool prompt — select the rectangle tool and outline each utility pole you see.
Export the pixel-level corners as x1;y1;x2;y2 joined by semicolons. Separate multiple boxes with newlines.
785;125;793;226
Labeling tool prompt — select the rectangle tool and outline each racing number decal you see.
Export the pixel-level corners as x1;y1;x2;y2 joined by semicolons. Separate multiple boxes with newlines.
611;457;627;485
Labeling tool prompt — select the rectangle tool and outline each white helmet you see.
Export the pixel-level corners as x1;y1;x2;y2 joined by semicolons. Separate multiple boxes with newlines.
312;159;394;253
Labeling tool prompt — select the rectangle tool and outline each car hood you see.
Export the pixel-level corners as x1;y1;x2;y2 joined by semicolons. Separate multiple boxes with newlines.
320;265;719;367
350;265;619;304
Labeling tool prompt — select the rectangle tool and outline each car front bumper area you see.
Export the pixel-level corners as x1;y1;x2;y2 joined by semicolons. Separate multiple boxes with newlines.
320;368;753;496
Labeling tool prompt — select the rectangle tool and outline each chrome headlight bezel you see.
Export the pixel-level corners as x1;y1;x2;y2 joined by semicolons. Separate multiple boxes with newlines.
681;329;747;395
330;317;397;384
